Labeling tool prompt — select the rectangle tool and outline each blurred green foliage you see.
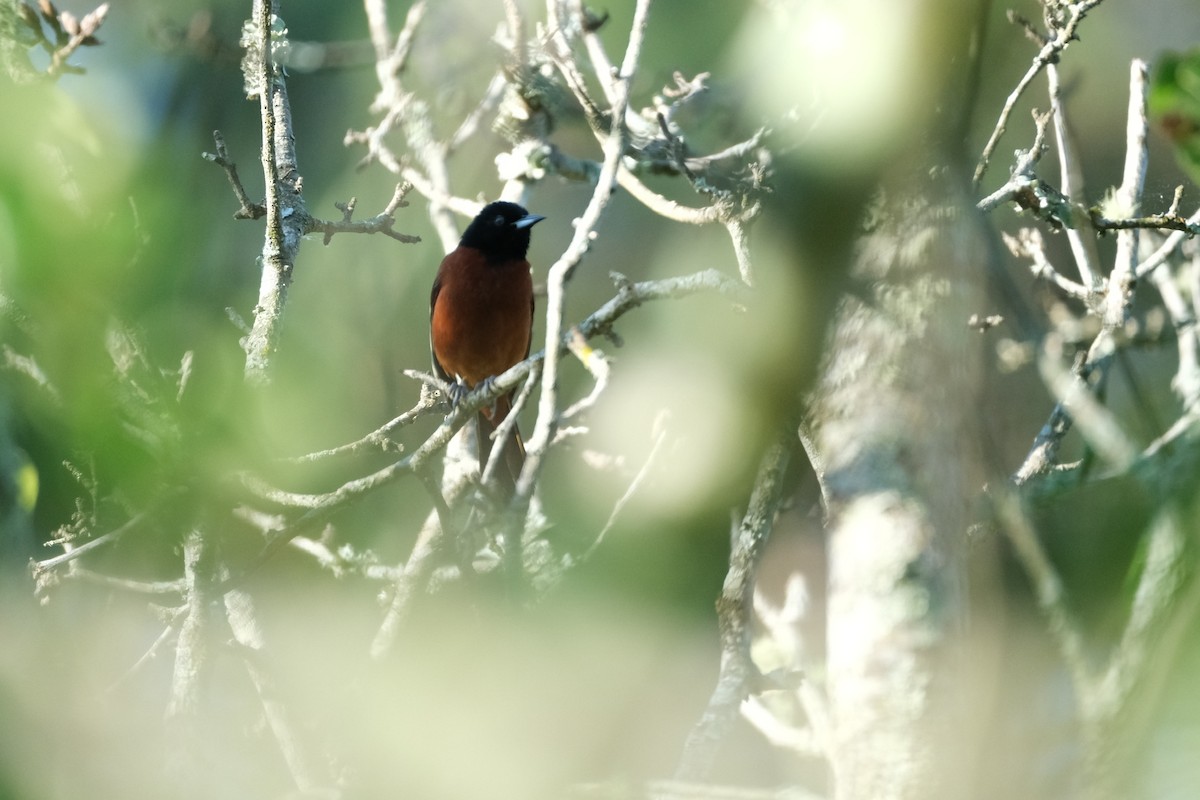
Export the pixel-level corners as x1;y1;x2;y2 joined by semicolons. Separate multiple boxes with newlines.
1150;47;1200;186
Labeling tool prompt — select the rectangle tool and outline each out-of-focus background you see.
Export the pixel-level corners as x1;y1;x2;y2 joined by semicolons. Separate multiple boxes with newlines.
2;1;1200;798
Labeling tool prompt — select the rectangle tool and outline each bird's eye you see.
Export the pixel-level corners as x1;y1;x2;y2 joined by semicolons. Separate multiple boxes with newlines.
493;215;505;226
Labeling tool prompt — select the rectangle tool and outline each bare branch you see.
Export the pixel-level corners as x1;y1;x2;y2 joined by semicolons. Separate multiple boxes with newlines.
976;109;1082;231
1102;59;1150;329
1047;64;1100;287
481;365;540;491
308;181;421;245
676;425;795;780
1091;209;1200;238
582;409;671;561
69;567;185;595
1147;252;1200;409
44;1;109;78
202;130;265;220
164;527;219;778
369;495;458;660
1037;333;1138;471
992;490;1093;691
1013;61;1156;484
242;0;304;385
228;267;744;575
2;344;62;404
224;585;324;792
558;327;611;421
284;380;441;464
974;0;1108;185
1002;228;1089;300
516;0;652;503
108;610;185;692
287;534;400;581
31;505;154;578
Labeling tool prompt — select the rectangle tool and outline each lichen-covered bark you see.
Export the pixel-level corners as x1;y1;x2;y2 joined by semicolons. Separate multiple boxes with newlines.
810;158;985;800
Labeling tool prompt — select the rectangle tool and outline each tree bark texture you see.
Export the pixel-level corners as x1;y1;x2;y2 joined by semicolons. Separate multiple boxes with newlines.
810;157;986;800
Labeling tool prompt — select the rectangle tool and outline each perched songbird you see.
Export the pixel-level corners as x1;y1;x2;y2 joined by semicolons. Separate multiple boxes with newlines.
430;201;544;497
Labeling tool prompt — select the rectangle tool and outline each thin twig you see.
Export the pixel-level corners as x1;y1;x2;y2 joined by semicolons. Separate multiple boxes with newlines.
287;534;400;581
165;526;219;769
516;0;652;504
1013;61;1154;482
676;425;795;780
31;507;153;575
1038;334;1138;471
228;266;744;577
202;130;266;219
1148;253;1200;409
481;365;541;491
1047;63;1099;287
993;490;1093;692
1091;211;1200;238
1102;59;1150;329
974;0;1108;185
583;409;671;560
559;327;611;421
1002;228;1089;300
108;609;185;693
45;2;109;78
369;500;457;660
224;584;323;791
309;181;420;245
71;567;185;595
284;382;440;463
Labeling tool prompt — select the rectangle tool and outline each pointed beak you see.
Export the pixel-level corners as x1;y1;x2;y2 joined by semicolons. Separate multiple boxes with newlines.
513;213;545;230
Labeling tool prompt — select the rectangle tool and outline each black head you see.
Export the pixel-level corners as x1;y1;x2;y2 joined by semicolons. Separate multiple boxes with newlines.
459;201;545;261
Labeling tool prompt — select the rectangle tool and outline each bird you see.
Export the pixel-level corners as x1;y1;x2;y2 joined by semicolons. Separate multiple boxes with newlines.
430;201;544;499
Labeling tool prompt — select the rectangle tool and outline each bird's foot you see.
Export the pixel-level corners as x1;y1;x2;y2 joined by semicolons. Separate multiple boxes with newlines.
447;378;470;407
476;376;500;416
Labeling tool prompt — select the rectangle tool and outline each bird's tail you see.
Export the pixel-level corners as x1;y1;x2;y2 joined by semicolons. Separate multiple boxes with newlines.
477;393;525;502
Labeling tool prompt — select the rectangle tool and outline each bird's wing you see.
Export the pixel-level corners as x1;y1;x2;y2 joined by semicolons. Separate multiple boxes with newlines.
429;272;451;382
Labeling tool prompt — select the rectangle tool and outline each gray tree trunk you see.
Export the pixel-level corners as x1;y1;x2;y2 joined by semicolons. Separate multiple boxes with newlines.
810;156;987;800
